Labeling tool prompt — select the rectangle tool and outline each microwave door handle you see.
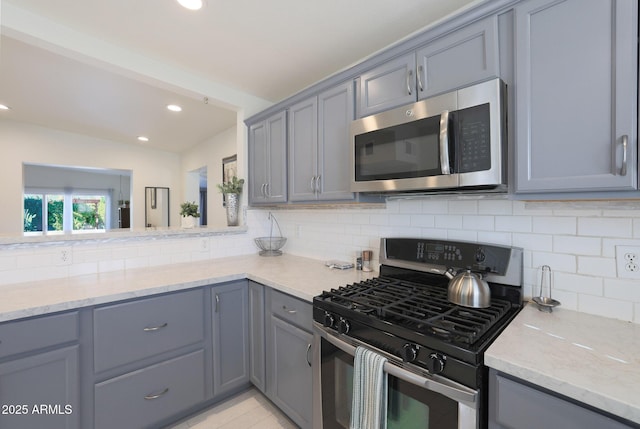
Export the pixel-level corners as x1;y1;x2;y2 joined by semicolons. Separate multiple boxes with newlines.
439;110;451;175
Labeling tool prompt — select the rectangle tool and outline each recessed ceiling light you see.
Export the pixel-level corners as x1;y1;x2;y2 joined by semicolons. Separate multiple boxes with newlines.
137;136;150;142
177;0;203;10
0;104;11;110
167;104;182;112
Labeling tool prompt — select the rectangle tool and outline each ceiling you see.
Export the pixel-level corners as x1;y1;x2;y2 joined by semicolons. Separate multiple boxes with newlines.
0;0;478;153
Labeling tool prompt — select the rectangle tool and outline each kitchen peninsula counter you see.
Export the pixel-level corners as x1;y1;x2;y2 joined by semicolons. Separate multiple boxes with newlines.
486;304;640;426
0;253;374;323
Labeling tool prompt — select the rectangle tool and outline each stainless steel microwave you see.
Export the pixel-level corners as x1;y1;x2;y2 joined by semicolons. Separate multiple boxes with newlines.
350;78;507;193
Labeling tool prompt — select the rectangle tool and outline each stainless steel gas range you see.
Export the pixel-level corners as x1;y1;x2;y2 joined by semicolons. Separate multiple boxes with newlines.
312;238;523;429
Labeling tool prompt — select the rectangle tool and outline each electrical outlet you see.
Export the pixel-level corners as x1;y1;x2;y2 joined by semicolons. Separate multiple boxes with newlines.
57;247;72;266
615;246;640;278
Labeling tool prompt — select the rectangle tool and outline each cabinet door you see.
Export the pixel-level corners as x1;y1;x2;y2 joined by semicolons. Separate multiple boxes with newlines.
266;111;288;203
289;97;319;201
318;81;355;201
357;52;416;117
514;0;638;193
248;281;266;393
416;16;499;99
248;120;269;204
212;281;250;397
267;316;313;429
0;345;79;429
489;370;631;429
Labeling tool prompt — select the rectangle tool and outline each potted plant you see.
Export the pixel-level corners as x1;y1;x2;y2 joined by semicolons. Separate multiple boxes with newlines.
217;176;244;226
180;201;200;228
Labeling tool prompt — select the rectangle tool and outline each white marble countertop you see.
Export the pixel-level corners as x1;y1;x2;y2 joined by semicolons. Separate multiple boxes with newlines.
0;253;375;322
486;303;640;425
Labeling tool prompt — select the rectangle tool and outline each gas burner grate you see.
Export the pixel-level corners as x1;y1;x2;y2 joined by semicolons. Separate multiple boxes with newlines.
322;276;512;345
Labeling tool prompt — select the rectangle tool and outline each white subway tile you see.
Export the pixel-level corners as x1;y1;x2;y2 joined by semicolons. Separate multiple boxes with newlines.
553;236;601;256
576;256;617;278
419;228;448;239
604;279;640;301
388;214;411;227
552;272;603;296
434;215;463;229
478;199;513;215
531;252;576;272
495;216;532;232
512;233;552;252
410;214;435;228
447;230;477;242
420;200;449;214
578;217;632;238
477;231;512;246
397;200;423;214
462;215;494;231
578;294;633;322
532;216;577;235
448;200;478;214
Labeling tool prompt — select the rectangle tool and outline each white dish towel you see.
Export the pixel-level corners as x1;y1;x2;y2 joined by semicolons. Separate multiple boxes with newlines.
350;346;388;429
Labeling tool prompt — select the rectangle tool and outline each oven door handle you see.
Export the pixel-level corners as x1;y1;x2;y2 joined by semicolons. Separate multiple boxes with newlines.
320;326;478;407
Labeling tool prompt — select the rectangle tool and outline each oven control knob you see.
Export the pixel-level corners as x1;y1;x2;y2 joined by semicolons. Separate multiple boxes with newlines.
337;318;350;334
323;312;335;328
401;343;418;363
426;353;446;374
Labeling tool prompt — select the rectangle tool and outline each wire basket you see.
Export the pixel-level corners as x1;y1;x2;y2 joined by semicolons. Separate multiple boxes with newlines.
254;212;286;256
254;237;287;256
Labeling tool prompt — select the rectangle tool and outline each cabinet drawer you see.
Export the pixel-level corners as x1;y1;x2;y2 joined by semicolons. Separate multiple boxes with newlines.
94;289;204;373
270;289;312;332
0;311;78;359
94;349;205;429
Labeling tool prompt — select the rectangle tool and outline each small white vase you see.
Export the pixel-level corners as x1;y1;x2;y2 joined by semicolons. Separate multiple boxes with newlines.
181;215;196;229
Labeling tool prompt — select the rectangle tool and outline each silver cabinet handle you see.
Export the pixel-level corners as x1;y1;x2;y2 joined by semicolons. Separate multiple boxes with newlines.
306;343;312;367
260;183;266;197
315;175;321;194
417;65;424;92
621;135;628;176
407;69;413;95
265;183;271;198
439;110;451;175
282;305;297;314
215;294;220;313
143;322;168;332
310;176;316;193
144;387;169;400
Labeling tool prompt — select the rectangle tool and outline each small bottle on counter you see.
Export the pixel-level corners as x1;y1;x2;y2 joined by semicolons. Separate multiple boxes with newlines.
362;250;373;272
355;251;363;270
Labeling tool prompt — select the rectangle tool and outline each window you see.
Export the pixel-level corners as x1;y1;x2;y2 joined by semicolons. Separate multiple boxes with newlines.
24;189;110;234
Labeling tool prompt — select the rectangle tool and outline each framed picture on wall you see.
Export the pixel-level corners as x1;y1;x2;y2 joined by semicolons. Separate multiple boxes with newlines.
222;154;237;207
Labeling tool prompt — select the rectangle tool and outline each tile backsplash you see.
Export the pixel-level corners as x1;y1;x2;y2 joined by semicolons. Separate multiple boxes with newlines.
248;196;640;324
2;195;640;324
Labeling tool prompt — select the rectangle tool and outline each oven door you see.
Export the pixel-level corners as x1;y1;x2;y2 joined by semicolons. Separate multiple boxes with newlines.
313;322;479;429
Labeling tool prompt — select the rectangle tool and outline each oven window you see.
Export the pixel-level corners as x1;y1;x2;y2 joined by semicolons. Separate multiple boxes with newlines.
354;115;446;181
322;341;458;429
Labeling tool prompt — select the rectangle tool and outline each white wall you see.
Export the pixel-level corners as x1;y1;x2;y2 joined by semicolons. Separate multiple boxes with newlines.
181;126;237;228
0;118;182;233
247;197;640;324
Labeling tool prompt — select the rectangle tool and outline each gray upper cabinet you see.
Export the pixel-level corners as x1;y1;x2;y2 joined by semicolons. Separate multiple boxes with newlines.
357;15;499;118
249;111;288;204
211;281;250;397
514;0;638;194
289;81;355;202
416;16;499;99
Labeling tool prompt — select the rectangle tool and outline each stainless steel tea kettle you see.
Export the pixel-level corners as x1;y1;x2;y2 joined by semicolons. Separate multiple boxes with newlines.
444;268;491;308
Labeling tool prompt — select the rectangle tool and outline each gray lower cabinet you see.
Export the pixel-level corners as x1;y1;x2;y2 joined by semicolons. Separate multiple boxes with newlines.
211;280;250;397
0;311;80;429
266;289;313;429
93;289;209;428
288;81;354;202
249;281;266;392
94;350;206;429
514;0;638;194
248;110;288;205
357;15;499;117
489;369;633;429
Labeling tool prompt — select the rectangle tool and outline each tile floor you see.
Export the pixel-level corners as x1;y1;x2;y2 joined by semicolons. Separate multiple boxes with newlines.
167;388;299;429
